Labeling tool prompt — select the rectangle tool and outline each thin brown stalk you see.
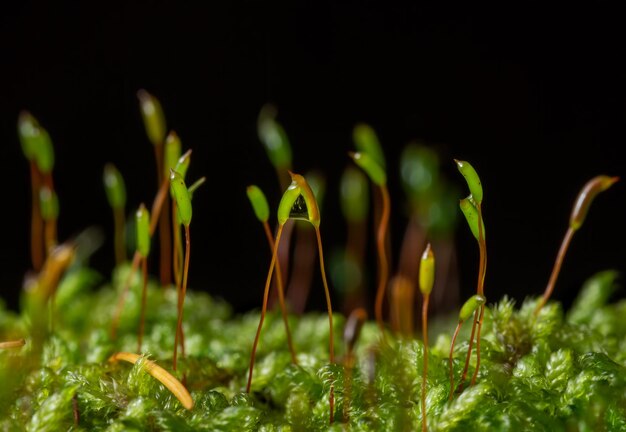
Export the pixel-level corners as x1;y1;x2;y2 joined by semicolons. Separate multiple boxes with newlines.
150;176;170;234
534;227;575;315
172;201;183;289
138;257;148;352
262;221;297;363
172;202;185;357
469;205;487;384
449;321;462;401
374;185;391;333
458;308;479;391
154;145;171;288
267;167;292;309
42;174;57;257
110;252;141;339
470;304;485;385
314;226;335;424
476;205;486;296
247;225;284;393
460;204;487;389
173;224;190;371
269;219;294;308
421;294;430;432
29;161;44;271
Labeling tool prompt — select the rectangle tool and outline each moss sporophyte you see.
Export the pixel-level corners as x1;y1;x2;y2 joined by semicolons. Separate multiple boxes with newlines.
1;96;625;431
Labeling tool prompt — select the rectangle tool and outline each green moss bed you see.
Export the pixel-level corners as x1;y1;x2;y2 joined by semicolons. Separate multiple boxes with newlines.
1;265;625;431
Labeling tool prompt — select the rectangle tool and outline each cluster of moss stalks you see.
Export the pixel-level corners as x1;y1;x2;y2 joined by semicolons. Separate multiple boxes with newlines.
2;94;625;431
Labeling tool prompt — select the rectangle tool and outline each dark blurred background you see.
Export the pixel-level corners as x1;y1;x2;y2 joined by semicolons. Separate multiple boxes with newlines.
1;2;625;314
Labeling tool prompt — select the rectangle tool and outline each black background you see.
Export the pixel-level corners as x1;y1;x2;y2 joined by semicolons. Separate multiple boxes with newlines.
1;2;625;314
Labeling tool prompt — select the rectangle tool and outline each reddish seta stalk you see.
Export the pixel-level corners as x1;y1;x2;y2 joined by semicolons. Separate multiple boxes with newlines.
173;224;190;371
374;185;391;333
421;294;430;432
459;203;487;389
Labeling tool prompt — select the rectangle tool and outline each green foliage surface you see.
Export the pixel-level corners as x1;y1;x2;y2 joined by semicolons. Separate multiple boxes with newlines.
1;269;625;431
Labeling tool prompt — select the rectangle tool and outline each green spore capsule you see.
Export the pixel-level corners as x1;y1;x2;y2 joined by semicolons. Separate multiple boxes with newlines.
353;123;386;169
340;166;369;223
136;204;151;258
164;131;182;177
18;111;45;161
137;89;166;147
459;294;486;322
277;181;301;225
455;159;483;204
459;197;485;241
174;150;192;180
246;185;270;223
39;186;59;221
277;172;320;227
17;111;54;173
33;138;55;175
419;243;435;296
170;170;192;226
569;175;619;231
103;163;126;210
257;104;292;170
349;151;386;186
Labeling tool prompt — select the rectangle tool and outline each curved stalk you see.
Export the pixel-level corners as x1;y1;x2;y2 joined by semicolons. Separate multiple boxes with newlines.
171;202;186;357
374;184;391;333
458;308;479;391
29;161;44;271
154;145;172;288
172;201;183;289
314;226;335;424
247;225;284;393
110;252;142;339
460;203;487;388
138;257;148;352
449;321;462;401
534;227;575;315
262;221;297;363
421;294;430;432
113;207;126;265
42;174;57;256
173;224;190;371
470;304;485;385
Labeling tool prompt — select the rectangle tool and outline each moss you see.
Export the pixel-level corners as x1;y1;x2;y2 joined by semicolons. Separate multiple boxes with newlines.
1;268;625;430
